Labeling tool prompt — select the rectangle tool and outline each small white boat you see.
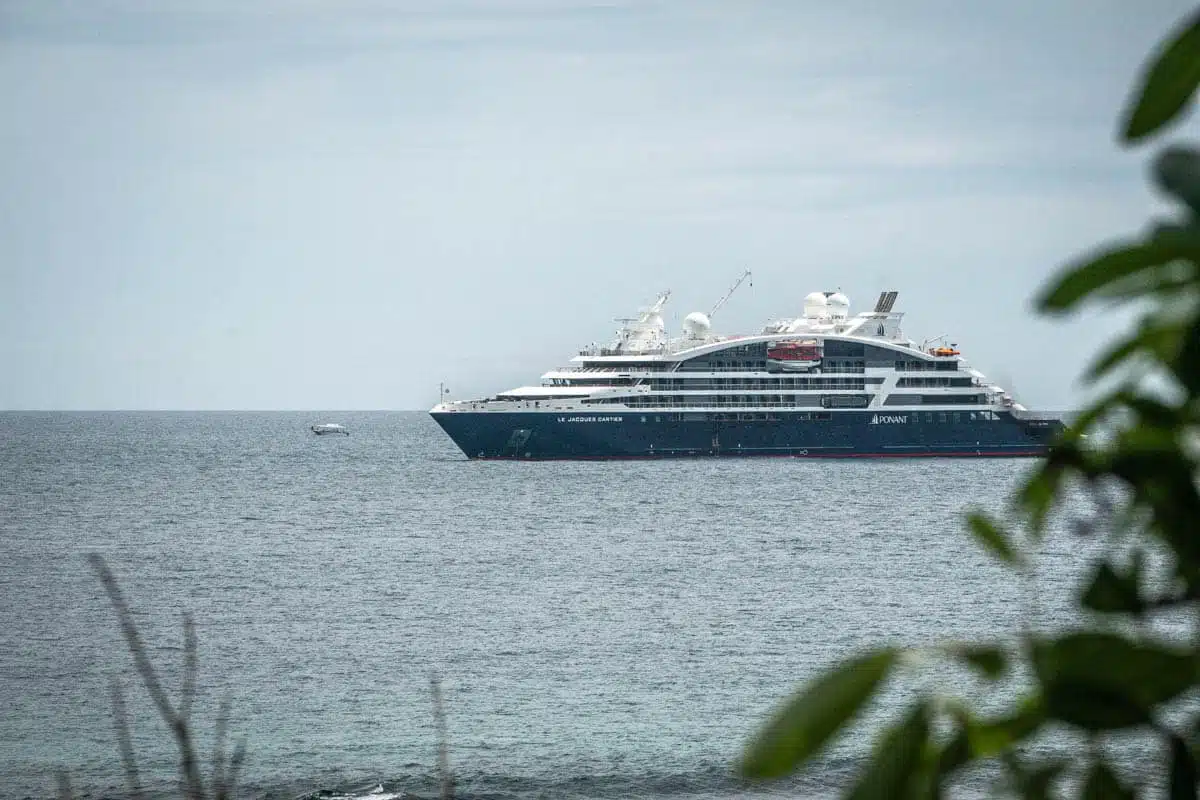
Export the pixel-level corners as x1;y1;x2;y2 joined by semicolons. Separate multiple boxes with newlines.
311;423;349;436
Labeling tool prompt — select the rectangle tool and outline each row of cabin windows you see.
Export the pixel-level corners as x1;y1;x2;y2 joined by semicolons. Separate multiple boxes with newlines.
651;411;833;422
549;377;635;387
583;392;987;409
556;369;962;387
585;394;870;409
635;410;1003;423
875;411;1000;423
551;377;880;390
678;358;870;373
577;362;672;371
914;411;1001;423
647;378;872;390
883;393;984;405
577;351;945;374
822;360;866;373
896;360;958;372
680;359;769;371
896;377;974;388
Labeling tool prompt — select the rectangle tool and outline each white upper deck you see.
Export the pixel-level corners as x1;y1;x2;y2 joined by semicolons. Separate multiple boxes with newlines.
571;288;917;364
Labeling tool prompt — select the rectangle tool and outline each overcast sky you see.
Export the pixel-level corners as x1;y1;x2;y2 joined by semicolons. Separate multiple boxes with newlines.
1;0;1194;410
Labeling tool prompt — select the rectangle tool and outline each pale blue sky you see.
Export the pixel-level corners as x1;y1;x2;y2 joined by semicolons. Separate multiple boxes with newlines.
1;1;1193;409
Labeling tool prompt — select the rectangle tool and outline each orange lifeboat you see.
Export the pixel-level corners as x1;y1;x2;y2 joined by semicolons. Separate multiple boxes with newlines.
931;346;960;357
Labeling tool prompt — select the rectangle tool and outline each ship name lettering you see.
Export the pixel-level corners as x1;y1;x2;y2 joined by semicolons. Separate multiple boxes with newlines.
558;415;624;423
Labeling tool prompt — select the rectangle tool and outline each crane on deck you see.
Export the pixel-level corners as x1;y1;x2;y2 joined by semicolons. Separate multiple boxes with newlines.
709;270;752;318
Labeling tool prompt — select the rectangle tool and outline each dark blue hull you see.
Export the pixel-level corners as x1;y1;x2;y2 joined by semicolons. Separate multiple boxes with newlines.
430;410;1061;460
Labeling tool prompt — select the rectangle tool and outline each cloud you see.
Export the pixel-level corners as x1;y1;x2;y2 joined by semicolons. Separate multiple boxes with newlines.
0;0;1192;407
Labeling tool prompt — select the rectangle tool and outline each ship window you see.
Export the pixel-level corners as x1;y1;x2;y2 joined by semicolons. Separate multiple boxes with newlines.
924;412;933;423
939;412;948;423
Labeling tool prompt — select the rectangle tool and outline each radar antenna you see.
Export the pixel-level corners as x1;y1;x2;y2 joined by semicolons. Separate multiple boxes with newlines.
708;270;752;318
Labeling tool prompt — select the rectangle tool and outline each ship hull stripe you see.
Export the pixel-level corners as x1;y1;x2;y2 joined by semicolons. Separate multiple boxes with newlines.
430;410;1059;460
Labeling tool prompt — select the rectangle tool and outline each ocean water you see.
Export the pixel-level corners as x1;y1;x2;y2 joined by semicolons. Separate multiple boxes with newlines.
0;411;1101;799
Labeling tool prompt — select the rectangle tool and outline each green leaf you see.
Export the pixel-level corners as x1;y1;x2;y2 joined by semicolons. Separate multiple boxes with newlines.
1123;7;1200;142
1018;458;1071;537
966;512;1022;566
739;649;896;779
1045;682;1151;730
935;727;971;782
909;738;944;800
1087;260;1199;303
966;697;1046;758
1127;395;1188;429
1170;733;1198;800
1082;760;1135;800
1082;562;1144;614
1037;238;1200;314
949;645;1008;680
1021;765;1065;800
1154;148;1200;215
1056;391;1129;442
1085;319;1188;383
1175;318;1200;394
846;702;930;800
1002;753;1066;800
1034;633;1197;731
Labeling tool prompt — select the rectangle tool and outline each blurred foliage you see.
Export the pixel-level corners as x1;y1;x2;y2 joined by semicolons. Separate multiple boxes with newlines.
739;7;1200;799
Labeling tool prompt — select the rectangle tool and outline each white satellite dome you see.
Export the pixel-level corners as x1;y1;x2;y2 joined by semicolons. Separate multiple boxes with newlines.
803;292;828;318
682;311;711;338
827;292;850;318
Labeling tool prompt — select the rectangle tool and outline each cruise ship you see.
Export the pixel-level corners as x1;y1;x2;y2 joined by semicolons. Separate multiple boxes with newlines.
430;281;1062;459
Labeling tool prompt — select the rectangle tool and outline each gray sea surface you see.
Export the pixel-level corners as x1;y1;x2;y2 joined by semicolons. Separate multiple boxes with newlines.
0;411;1119;799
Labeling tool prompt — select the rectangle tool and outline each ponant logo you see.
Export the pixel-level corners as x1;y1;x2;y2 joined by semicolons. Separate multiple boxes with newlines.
870;414;907;424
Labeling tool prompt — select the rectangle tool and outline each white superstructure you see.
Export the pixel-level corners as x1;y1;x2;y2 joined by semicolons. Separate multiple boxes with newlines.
433;285;1024;420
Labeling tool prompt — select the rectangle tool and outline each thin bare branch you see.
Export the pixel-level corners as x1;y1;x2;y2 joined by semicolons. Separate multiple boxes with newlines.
87;554;206;800
87;554;177;723
430;673;454;800
180;613;198;723
225;737;248;800
55;770;74;800
110;677;144;800
175;717;206;800
212;697;231;800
